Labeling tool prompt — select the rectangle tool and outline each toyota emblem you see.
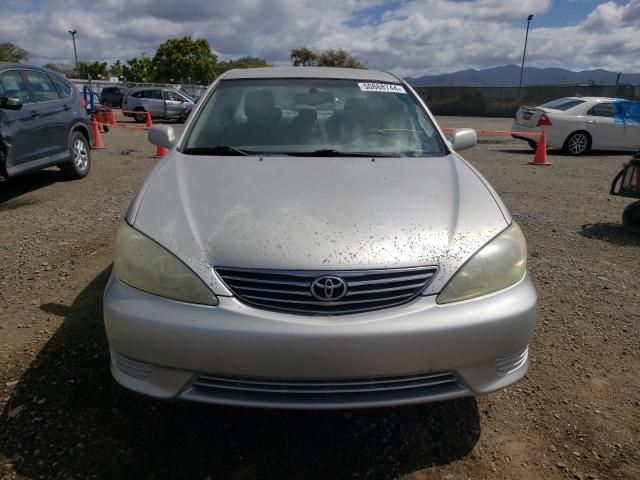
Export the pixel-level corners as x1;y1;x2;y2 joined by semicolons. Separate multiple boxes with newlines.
311;276;348;301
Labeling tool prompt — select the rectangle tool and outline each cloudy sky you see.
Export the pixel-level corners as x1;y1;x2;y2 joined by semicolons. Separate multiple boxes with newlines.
1;0;639;76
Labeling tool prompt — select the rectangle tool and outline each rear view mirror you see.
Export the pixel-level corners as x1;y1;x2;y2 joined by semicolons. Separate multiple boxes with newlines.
148;125;177;149
0;97;23;110
450;128;477;151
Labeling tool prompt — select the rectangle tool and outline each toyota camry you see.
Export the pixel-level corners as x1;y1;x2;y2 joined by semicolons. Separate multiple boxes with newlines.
104;67;537;409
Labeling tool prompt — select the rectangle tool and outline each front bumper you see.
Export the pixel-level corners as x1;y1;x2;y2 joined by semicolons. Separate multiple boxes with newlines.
103;274;537;409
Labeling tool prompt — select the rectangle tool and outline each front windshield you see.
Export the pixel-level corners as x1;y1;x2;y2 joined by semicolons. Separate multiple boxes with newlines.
184;78;445;157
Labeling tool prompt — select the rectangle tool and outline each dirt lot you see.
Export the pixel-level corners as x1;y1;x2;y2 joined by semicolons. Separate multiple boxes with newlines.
0;114;638;480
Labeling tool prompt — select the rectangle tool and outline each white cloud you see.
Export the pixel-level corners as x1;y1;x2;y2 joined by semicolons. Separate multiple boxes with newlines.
0;0;638;77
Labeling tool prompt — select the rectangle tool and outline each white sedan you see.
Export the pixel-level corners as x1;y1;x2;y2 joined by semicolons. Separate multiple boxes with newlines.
512;97;640;155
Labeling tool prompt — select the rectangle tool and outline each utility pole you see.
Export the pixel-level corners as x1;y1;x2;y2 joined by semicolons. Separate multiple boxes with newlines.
68;30;78;69
518;14;534;101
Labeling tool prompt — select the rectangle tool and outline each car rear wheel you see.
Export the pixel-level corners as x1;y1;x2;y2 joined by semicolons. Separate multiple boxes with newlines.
61;131;91;179
563;131;591;156
134;109;147;123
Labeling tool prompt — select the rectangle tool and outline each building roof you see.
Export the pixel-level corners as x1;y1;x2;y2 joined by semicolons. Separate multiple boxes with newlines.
222;67;402;83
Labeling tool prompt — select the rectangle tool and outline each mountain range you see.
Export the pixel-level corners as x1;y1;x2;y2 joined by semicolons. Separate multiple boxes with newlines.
406;65;640;87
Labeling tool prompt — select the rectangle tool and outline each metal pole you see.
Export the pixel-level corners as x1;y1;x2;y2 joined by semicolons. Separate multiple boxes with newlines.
518;15;534;101
68;30;78;69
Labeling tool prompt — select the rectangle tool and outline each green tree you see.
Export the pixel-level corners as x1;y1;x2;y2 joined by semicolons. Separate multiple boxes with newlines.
152;36;217;83
290;47;364;68
0;42;29;63
43;63;76;77
215;56;269;75
316;49;364;68
290;47;317;67
121;57;153;83
109;60;125;78
77;61;109;79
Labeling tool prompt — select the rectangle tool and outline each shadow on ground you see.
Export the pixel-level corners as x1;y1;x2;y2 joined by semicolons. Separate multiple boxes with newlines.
0;169;72;207
0;268;481;480
580;222;640;246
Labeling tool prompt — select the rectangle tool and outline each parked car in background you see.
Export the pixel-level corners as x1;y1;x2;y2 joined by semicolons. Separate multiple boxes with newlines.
105;67;537;409
0;63;92;181
123;87;195;123
512;97;640;155
100;86;129;108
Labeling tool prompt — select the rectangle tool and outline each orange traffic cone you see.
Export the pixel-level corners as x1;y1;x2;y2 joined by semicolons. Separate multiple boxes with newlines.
153;145;170;158
91;120;106;149
145;111;153;129
530;131;551;166
107;110;117;127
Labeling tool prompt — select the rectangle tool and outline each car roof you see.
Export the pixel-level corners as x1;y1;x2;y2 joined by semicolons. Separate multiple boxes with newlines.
129;86;178;92
222;67;402;83
0;62;72;83
561;96;629;103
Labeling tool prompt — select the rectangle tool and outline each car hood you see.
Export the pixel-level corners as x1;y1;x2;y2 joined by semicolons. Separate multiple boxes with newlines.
130;152;510;296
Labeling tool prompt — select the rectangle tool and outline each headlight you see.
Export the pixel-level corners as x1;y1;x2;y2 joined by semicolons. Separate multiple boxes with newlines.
437;222;527;304
113;222;218;306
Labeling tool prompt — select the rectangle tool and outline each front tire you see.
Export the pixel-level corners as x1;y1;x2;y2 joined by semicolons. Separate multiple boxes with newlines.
61;131;91;179
563;131;591;156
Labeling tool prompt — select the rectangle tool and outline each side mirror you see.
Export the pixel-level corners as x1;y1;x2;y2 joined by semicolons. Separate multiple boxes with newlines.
148;124;176;149
0;97;23;110
450;128;477;151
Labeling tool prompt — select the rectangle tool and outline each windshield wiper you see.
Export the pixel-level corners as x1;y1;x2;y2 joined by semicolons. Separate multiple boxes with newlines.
182;145;252;156
286;149;393;157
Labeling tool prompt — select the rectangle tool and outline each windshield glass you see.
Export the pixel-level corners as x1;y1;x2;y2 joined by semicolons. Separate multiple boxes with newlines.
184;78;445;157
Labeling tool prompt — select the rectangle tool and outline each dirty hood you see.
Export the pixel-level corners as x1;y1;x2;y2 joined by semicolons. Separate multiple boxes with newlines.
130;153;509;296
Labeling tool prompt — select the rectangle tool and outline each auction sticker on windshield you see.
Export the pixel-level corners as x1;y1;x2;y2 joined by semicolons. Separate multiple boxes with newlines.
358;82;406;94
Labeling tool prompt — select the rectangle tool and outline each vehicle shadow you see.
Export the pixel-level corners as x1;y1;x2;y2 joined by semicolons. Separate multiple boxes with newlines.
580;222;640;246
0;267;481;480
0;169;72;206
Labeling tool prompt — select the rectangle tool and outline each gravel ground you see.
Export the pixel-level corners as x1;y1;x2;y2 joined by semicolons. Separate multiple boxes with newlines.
0;114;638;480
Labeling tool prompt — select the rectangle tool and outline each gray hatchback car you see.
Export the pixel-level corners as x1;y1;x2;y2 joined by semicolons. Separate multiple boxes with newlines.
123;86;194;123
104;67;537;409
0;63;92;180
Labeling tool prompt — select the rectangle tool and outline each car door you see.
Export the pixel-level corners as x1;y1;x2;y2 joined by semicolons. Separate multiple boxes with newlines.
620;101;640;150
22;69;68;158
143;89;165;118
163;90;185;119
585;102;625;149
0;69;38;170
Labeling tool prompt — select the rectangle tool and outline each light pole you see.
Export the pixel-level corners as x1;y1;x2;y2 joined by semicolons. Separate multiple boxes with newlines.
518;14;534;101
68;30;78;69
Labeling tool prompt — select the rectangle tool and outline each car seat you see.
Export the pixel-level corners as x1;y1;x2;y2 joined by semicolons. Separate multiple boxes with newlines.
242;90;282;145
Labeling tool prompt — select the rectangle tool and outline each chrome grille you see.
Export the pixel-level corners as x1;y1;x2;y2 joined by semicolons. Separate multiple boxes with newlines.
215;266;438;315
189;371;465;405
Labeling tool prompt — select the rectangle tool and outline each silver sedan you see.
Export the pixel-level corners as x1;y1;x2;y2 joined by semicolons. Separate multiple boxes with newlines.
104;67;537;409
